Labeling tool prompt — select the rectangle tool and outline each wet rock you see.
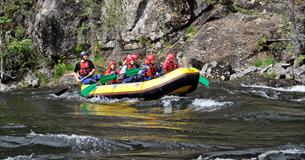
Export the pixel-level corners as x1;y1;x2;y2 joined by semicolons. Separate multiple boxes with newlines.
21;72;39;88
58;74;78;86
201;61;234;81
177;52;189;68
189;58;205;70
230;66;257;80
260;64;273;73
293;65;305;75
0;83;9;92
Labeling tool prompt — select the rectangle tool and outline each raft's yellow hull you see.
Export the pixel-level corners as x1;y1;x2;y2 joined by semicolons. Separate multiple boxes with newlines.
81;68;200;99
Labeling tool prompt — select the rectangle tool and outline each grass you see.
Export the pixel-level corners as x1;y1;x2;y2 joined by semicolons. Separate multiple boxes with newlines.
265;71;277;79
186;25;198;38
254;56;276;68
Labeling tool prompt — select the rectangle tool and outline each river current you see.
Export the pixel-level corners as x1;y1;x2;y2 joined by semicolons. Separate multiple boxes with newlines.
0;82;304;160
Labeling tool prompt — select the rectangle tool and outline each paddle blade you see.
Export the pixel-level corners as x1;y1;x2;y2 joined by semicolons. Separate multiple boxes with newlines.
55;87;69;96
81;84;97;97
99;74;117;84
199;75;209;87
126;68;140;76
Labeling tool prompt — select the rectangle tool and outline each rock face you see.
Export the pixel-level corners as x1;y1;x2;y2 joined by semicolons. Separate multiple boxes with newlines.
30;0;81;59
1;0;305;86
30;0;209;58
172;12;281;69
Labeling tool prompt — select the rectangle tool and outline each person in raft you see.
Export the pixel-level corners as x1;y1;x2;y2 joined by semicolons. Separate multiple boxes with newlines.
74;51;101;84
104;60;120;84
119;55;140;83
163;53;179;74
139;54;161;81
131;52;140;68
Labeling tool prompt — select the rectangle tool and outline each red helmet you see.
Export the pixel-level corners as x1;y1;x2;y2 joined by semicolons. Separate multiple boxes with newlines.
167;53;175;61
145;54;156;64
126;55;134;64
107;60;116;69
108;60;116;66
131;53;139;62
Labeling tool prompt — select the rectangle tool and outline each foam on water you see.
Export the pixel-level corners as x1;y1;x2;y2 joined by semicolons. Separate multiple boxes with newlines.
191;99;234;112
4;154;34;160
257;148;305;159
250;90;279;99
26;131;132;152
242;84;305;92
50;90;141;104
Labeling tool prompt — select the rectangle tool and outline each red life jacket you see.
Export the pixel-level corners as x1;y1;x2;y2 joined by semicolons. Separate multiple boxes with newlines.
146;63;157;77
79;61;92;76
163;60;178;74
127;64;137;69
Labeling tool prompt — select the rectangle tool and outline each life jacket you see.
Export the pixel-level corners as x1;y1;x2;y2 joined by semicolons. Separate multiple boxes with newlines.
127;63;138;69
79;61;92;76
104;68;117;75
164;60;178;74
145;63;157;77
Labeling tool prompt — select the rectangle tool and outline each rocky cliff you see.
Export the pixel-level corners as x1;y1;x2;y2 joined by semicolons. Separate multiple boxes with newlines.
0;0;304;88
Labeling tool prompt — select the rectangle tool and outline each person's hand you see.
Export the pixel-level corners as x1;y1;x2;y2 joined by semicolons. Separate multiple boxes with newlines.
76;78;82;83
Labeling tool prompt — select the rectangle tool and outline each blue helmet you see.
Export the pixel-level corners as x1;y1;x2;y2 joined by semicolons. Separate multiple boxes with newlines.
80;51;88;57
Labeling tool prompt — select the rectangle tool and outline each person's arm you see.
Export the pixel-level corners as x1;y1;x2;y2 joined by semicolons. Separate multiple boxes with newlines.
120;65;127;75
74;63;81;83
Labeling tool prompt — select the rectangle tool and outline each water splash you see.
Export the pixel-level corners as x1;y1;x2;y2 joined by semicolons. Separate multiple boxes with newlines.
257;148;305;159
191;99;234;112
4;154;34;160
242;84;305;92
50;90;141;104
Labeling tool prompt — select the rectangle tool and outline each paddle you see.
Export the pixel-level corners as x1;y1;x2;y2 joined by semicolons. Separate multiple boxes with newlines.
81;68;141;97
55;74;91;96
199;75;209;87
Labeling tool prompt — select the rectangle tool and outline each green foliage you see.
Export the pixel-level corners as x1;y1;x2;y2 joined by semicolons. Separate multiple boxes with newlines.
5;4;20;16
265;71;277;79
53;63;74;80
294;55;305;66
139;35;148;46
254;56;276;68
93;53;106;68
8;39;34;54
256;36;268;51
38;73;48;85
3;38;41;73
74;43;87;55
232;4;255;15
186;25;198;38
0;16;12;25
77;23;89;37
14;26;26;39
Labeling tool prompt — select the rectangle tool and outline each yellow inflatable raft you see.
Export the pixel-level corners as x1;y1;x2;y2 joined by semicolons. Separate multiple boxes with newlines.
81;67;200;99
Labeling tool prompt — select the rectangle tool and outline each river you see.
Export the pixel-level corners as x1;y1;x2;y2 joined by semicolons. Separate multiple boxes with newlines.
0;82;304;160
